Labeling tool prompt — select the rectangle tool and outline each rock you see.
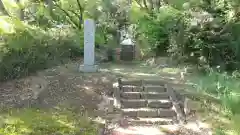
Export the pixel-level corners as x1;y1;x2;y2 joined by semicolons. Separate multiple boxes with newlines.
97;95;114;112
184;98;201;115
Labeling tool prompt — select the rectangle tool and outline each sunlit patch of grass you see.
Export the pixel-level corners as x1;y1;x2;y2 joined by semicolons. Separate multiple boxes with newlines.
231;114;240;134
187;70;240;135
189;102;239;135
159;67;182;74
0;108;98;135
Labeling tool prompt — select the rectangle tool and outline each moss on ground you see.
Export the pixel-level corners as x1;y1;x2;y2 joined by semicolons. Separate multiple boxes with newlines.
0;108;98;135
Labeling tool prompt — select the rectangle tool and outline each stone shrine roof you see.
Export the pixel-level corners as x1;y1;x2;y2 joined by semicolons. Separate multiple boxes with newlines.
120;38;134;46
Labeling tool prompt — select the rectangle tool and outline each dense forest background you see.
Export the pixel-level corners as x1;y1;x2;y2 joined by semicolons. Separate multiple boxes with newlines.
1;0;240;81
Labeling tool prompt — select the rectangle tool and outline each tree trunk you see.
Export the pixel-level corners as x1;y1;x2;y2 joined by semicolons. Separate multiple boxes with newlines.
55;4;80;29
148;0;154;10
16;0;24;20
134;0;144;8
143;0;148;9
156;0;161;10
76;0;83;29
45;0;53;16
0;0;9;16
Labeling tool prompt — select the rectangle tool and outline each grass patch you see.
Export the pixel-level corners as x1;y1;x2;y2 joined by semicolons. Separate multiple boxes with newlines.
187;70;240;135
0;108;98;135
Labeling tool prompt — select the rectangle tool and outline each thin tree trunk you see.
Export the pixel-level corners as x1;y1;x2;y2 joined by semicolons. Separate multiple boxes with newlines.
156;0;161;10
143;0;148;9
148;0;154;10
76;0;84;29
135;0;144;8
55;4;80;29
162;0;168;4
16;0;24;20
45;0;53;17
0;0;9;16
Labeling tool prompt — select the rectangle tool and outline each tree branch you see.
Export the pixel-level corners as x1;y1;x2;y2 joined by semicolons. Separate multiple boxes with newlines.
54;4;80;30
76;0;83;12
0;0;9;16
143;0;148;9
135;0;143;8
76;0;83;28
68;9;80;18
15;0;24;20
156;0;161;10
148;0;154;10
45;0;53;17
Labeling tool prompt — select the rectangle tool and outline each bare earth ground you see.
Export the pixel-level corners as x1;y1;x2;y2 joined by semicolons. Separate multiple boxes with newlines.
0;60;213;135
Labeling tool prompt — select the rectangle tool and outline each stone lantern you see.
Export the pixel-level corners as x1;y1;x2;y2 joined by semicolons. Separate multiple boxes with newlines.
120;38;135;61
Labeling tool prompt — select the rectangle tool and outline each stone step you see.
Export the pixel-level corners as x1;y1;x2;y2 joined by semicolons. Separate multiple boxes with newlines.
121;92;169;100
121;85;166;93
121;99;172;109
127;117;174;126
148;100;172;108
144;85;166;93
143;79;166;86
121;99;147;108
121;108;176;118
120;80;142;86
119;79;189;90
111;126;168;135
121;86;143;92
121;92;141;99
119;80;167;86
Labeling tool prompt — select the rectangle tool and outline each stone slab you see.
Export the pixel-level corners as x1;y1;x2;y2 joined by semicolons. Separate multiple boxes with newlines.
121;99;147;108
83;19;95;66
143;92;170;99
128;118;173;126
121;92;141;99
158;109;176;118
121;86;144;92
148;100;172;109
79;64;98;72
144;86;166;93
137;110;159;117
120;80;142;86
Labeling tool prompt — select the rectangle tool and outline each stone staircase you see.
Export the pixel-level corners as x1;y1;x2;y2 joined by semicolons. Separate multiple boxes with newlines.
112;78;186;127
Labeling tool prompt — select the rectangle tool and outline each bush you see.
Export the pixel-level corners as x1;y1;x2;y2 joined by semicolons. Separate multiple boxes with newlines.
190;69;240;134
134;1;240;71
168;9;240;70
135;6;182;57
0;17;84;81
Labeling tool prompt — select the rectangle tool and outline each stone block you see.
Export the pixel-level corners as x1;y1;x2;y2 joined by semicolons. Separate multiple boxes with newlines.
121;100;147;108
137;109;159;117
143;93;169;99
121;92;141;99
148;100;172;109
144;86;166;93
158;109;176;117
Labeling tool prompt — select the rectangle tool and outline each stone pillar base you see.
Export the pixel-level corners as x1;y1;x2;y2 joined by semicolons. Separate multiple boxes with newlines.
79;64;98;72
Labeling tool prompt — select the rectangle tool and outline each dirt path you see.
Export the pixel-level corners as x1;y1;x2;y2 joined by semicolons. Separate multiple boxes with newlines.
0;61;117;112
0;60;212;135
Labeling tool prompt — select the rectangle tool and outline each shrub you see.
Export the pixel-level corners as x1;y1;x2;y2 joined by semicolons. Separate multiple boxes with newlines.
134;1;240;71
0;17;84;81
135;6;182;57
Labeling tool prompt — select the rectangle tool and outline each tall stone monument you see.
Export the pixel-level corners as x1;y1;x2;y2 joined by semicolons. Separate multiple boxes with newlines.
79;19;98;72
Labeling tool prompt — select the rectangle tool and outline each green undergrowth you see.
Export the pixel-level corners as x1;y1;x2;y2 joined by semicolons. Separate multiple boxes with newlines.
0;16;84;81
188;70;240;135
0;108;98;135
